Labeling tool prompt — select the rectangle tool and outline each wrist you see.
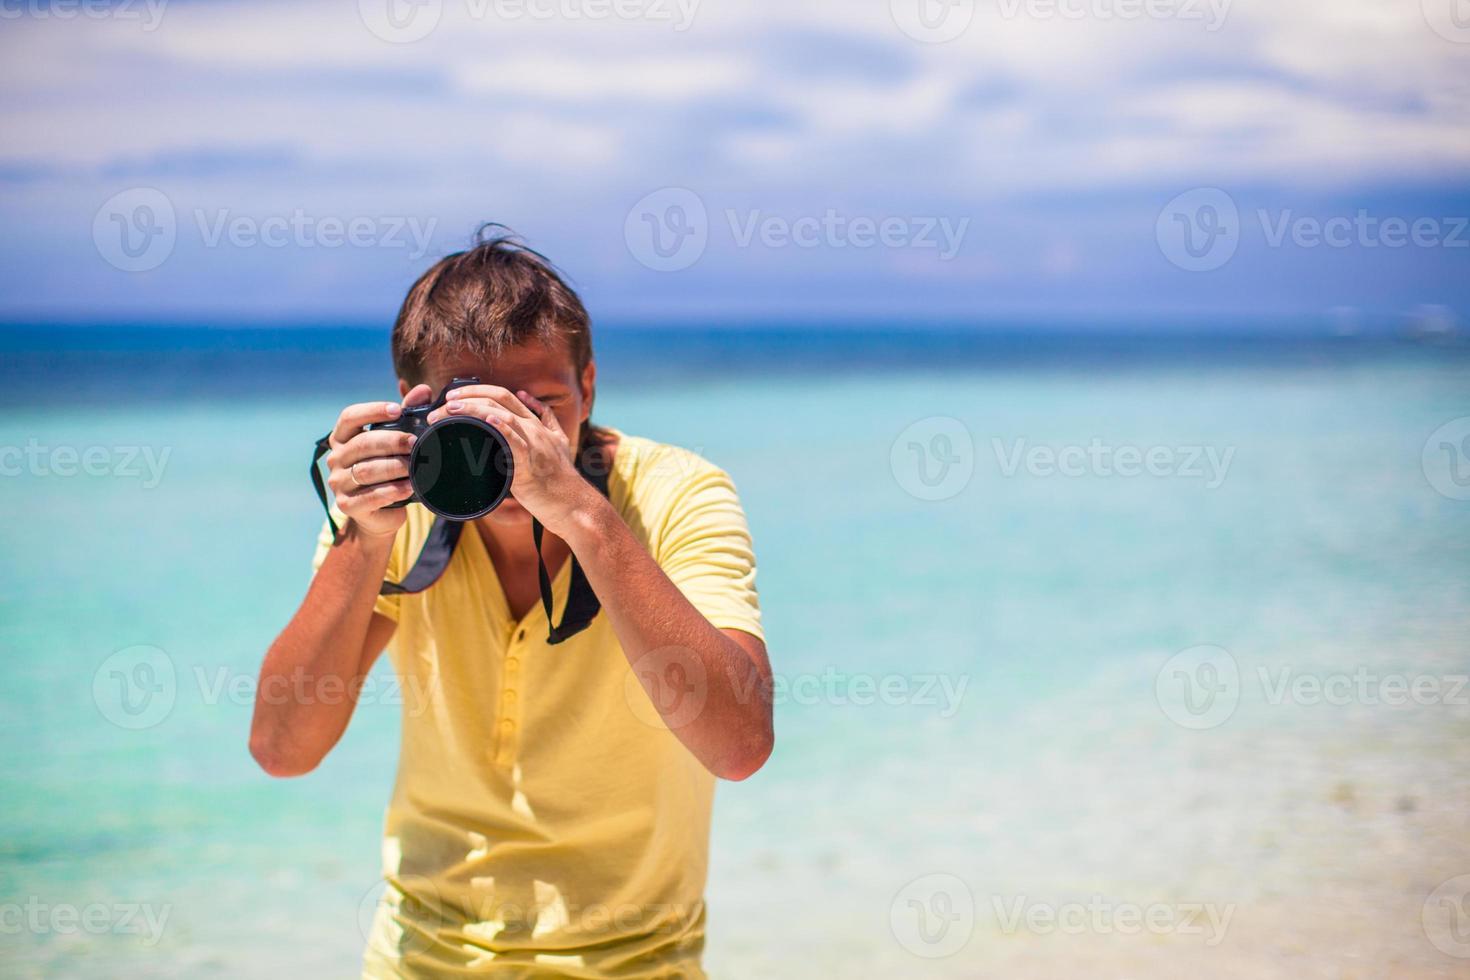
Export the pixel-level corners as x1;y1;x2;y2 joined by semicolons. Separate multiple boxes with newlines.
554;481;617;553
344;518;399;552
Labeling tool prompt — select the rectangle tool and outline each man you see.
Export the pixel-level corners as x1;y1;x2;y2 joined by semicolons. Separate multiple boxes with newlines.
249;230;774;978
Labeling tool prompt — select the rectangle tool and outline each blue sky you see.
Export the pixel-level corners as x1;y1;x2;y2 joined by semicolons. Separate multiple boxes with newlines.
1;0;1468;328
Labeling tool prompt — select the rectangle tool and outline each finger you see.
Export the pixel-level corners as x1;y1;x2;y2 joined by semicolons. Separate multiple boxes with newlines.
330;430;417;467
517;390;563;435
341;456;410;488
432;396;531;429
442;385;536;420
336;478;413;515
484;414;532;476
332;400;404;446
402;383;433;407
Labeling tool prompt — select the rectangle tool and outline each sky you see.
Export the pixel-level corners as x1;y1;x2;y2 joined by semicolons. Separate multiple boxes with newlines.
1;0;1468;328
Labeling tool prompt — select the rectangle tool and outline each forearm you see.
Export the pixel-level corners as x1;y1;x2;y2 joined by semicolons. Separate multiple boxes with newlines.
560;490;773;780
250;521;395;776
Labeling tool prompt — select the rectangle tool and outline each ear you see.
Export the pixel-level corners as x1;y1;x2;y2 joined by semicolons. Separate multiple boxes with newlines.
397;378;410;399
578;360;596;424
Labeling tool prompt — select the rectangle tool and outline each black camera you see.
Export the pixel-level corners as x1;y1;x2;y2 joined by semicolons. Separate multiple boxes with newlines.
365;376;513;520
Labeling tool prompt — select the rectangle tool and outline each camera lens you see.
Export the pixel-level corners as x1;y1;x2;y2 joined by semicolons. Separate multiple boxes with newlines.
409;418;513;519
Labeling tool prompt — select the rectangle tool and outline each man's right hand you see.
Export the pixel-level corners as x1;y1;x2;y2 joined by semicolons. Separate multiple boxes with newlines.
325;384;433;539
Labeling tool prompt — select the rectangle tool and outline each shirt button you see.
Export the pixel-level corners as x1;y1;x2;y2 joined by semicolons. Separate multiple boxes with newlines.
505;658;520;677
501;690;517;707
500;718;515;735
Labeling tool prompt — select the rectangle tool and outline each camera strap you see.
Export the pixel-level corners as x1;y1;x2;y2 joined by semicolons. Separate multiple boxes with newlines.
310;436;610;645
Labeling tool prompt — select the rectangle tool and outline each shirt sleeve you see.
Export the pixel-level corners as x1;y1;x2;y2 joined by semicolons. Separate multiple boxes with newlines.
654;464;764;642
310;516;404;623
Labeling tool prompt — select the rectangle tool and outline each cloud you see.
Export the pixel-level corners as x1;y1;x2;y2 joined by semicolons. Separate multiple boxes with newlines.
0;0;1466;318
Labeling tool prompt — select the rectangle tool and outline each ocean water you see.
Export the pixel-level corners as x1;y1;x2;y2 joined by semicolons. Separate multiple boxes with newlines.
1;326;1468;978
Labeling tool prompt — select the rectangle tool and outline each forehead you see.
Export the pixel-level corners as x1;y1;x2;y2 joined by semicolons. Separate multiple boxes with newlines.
424;340;579;391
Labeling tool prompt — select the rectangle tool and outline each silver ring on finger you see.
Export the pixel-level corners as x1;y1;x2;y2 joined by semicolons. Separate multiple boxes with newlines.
348;462;364;489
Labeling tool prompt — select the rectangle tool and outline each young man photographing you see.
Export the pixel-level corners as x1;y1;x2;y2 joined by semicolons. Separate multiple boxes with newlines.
249;231;774;978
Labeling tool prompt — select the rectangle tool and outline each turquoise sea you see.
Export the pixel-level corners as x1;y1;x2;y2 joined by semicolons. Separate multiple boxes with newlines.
2;326;1468;977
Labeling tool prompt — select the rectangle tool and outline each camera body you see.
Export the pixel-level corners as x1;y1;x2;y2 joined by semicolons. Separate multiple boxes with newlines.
365;376;514;520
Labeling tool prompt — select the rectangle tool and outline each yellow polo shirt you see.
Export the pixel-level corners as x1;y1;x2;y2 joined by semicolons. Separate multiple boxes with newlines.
312;432;763;979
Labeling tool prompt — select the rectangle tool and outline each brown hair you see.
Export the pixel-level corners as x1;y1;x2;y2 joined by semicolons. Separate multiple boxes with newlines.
391;225;605;451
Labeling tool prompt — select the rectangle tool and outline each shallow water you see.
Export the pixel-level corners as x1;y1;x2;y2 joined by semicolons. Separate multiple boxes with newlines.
2;328;1468;977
